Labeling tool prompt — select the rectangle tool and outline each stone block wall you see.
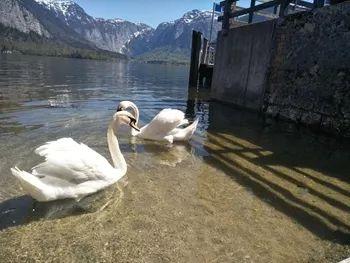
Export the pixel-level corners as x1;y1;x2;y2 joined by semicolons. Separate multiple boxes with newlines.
264;2;350;137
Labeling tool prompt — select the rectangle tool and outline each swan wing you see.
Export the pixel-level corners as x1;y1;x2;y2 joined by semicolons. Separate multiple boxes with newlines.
169;118;199;141
32;138;115;184
140;109;185;138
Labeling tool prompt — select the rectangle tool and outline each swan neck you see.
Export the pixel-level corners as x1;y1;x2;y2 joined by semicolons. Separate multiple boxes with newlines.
107;120;127;175
130;103;140;136
131;103;139;124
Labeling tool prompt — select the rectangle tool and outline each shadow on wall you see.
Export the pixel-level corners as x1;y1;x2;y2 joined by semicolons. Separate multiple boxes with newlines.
187;88;350;244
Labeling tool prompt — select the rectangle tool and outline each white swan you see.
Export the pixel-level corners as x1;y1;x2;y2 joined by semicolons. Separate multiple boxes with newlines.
10;111;140;202
117;101;198;143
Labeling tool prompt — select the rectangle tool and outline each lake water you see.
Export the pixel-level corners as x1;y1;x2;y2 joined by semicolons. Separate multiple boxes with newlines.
0;55;349;262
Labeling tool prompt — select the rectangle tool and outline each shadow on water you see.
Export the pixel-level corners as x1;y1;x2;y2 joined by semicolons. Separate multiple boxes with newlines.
0;184;123;231
186;87;350;244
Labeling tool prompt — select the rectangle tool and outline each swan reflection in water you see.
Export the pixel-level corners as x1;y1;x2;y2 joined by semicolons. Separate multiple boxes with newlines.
0;180;126;231
128;137;193;167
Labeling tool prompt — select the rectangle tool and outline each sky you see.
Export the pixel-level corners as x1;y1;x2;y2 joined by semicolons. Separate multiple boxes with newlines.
74;0;248;28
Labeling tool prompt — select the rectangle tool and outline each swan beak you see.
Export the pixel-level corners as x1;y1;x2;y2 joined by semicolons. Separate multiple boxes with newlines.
130;121;140;132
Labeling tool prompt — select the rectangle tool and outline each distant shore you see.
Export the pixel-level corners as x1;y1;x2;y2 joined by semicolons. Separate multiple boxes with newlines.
0;52;190;66
132;59;189;66
0;46;126;61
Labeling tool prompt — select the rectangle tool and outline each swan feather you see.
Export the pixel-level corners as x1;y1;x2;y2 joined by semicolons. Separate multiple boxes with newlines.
139;109;185;139
32;138;116;184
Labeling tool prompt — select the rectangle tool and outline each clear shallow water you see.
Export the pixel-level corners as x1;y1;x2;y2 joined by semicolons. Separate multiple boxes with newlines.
0;55;349;262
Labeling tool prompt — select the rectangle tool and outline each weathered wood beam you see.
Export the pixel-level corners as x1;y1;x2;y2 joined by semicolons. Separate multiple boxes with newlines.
189;31;202;87
318;0;325;7
222;0;235;35
229;0;281;18
220;0;238;7
219;0;315;21
279;0;292;17
218;0;238;21
201;38;209;64
248;0;256;23
298;0;315;8
314;0;325;7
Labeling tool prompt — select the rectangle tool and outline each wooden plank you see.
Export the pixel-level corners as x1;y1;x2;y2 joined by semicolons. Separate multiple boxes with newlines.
201;38;209;65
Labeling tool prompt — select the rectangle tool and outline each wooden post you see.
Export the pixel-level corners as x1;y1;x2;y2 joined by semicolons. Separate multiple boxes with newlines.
279;0;291;17
248;0;256;23
189;31;202;87
318;0;325;7
222;0;234;36
185;87;196;117
314;0;324;8
201;38;209;65
273;5;278;14
291;0;296;11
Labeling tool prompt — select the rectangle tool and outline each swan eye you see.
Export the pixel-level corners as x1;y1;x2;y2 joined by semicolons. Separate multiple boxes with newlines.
117;106;124;112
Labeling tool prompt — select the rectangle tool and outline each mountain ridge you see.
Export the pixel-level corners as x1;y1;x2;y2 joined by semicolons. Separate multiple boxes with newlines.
124;9;221;62
33;0;152;53
0;0;221;62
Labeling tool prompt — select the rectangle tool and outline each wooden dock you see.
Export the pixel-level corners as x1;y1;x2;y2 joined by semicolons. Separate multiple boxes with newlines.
188;0;339;89
188;31;216;88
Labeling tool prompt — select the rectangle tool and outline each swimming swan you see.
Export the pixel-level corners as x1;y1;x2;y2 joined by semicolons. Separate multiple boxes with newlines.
10;111;140;202
117;101;198;143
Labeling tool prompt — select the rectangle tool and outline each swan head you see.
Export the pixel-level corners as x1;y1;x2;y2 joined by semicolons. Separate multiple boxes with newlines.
117;101;137;112
113;110;140;132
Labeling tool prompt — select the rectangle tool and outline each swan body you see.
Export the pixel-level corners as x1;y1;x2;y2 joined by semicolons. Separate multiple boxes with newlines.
117;101;198;143
11;111;139;202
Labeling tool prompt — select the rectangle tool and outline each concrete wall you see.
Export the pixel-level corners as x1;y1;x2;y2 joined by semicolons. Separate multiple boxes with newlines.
211;20;275;110
264;2;350;137
211;2;350;137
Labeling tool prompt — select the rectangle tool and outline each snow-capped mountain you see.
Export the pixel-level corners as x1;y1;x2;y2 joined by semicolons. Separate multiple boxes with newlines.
31;1;222;58
92;19;151;53
33;0;152;53
35;0;76;16
0;0;97;48
0;0;221;62
125;9;221;57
